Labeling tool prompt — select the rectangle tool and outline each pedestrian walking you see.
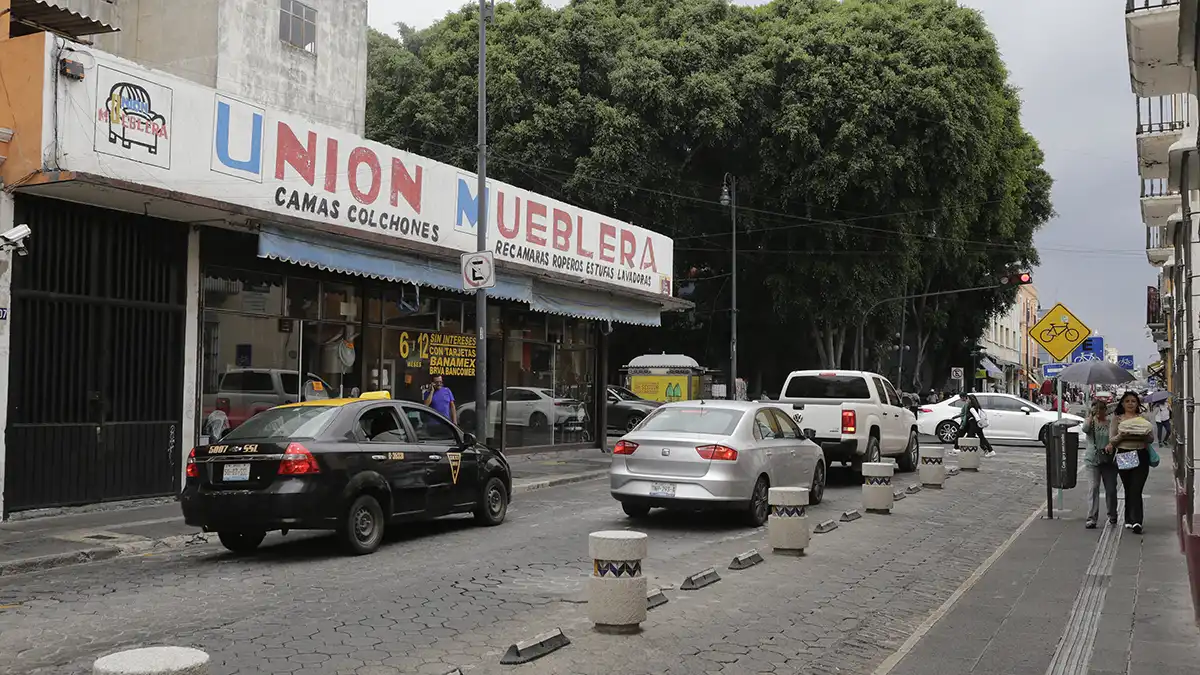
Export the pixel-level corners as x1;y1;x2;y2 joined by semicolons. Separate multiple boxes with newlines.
1107;391;1159;534
1081;400;1118;529
955;393;995;457
1153;399;1171;446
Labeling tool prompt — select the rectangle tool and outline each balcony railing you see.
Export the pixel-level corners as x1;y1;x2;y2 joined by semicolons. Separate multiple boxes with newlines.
1127;0;1181;13
1137;95;1190;134
1148;224;1173;250
1142;177;1178;198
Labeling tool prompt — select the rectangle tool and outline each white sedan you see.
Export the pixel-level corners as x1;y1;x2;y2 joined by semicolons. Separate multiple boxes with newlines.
917;394;1084;444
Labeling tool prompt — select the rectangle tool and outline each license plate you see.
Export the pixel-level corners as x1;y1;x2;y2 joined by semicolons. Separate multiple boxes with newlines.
222;463;251;482
649;482;676;497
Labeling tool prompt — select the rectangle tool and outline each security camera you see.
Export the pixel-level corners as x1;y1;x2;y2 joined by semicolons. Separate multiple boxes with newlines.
0;224;30;254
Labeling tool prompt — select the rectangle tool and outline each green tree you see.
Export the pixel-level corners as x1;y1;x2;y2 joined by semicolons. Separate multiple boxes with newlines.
366;0;1052;393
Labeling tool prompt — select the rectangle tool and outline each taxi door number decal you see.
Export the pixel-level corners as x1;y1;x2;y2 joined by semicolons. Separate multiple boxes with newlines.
388;452;405;461
448;452;462;484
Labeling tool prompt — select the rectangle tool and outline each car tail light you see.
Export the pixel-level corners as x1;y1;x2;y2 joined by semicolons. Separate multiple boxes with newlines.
555;400;572;407
186;448;199;478
841;409;857;434
278;442;320;475
696;445;738;461
216;397;231;414
919;408;933;414
613;440;638;455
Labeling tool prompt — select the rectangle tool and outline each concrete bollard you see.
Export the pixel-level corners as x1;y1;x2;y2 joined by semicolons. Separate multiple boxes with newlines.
767;487;811;556
588;530;648;634
862;462;895;514
919;446;946;488
94;647;209;675
958;437;981;471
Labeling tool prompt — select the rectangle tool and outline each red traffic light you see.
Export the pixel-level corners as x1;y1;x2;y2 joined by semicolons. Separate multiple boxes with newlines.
999;271;1033;286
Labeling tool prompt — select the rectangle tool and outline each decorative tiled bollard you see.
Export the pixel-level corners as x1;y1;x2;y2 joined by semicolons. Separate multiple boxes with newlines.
93;647;209;675
588;530;648;634
919;445;946;488
862;462;895;514
767;487;810;556
958;437;981;471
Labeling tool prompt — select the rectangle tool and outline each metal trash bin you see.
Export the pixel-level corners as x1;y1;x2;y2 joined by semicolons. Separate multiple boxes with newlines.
1046;420;1079;489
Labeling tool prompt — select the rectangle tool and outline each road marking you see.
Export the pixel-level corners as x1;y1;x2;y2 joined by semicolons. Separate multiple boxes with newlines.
870;501;1047;675
1044;518;1122;675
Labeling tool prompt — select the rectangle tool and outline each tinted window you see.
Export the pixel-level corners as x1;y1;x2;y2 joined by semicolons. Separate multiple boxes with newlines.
638;407;744;436
753;411;781;440
880;379;901;407
403;407;458;442
610;387;642;402
221;406;339;440
784;375;870;399
357;406;409;442
219;371;273;393
769;409;802;439
512;389;539;401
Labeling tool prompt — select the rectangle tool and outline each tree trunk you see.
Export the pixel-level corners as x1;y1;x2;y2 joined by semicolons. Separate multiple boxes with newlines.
812;323;829;368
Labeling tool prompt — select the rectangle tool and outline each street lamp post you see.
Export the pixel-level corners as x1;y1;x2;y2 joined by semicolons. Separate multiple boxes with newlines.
474;0;492;443
720;175;737;400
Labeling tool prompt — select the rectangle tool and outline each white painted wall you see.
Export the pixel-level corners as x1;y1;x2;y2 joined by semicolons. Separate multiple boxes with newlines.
180;227;201;485
0;193;13;518
96;0;368;134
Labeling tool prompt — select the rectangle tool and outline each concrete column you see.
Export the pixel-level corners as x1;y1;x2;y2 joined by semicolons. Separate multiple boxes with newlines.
179;226;200;490
93;646;209;675
767;487;810;556
958;436;981;471
588;530;648;634
0;192;13;519
918;445;945;488
862;462;895;514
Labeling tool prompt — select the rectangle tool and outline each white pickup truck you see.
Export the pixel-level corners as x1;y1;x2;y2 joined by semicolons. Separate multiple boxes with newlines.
778;370;919;472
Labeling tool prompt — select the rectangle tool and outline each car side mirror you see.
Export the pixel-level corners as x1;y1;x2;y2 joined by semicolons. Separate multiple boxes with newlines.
803;428;817;441
1020;406;1031;414
462;432;477;446
792;403;805;411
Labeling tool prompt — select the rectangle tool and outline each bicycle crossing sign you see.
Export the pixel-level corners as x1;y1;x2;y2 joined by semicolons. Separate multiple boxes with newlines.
1029;302;1091;362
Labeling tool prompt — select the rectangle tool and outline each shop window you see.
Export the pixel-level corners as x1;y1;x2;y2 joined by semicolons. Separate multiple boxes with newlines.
286;277;319;319
323;282;359;322
300;322;360;398
381;286;438;330
509;309;547;341
465;301;503;337
566;318;594;346
440;299;464;334
203;268;283;315
547;316;565;343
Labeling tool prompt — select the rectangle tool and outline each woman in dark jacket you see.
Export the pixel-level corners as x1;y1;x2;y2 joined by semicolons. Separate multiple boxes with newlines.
955;393;995;457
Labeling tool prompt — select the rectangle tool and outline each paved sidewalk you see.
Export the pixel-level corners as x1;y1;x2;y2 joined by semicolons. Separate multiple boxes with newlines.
0;446;612;576
885;455;1198;675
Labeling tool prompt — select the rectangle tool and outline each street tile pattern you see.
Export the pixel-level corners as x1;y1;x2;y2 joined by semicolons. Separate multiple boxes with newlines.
0;451;1050;675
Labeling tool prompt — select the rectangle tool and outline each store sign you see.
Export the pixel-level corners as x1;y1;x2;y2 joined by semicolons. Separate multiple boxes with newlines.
60;49;675;298
398;331;477;378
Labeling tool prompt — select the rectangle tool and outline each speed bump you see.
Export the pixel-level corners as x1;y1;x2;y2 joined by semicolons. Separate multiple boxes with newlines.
906;484;922;494
500;628;571;664
892;489;907;501
947;466;961;477
729;549;765;570
840;509;862;522
646;588;669;610
814;519;839;534
680;567;720;590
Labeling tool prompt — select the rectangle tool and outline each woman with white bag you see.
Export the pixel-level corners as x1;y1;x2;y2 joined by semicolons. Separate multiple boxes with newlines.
955;393;996;458
1106;391;1159;534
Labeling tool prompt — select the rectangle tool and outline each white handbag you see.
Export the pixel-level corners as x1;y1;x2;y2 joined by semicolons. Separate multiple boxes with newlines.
971;408;989;429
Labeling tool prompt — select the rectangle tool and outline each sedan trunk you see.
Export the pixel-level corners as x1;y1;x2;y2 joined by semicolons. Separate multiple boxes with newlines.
621;433;725;478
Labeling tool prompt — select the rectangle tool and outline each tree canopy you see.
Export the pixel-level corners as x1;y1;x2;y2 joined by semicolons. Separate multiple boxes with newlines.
366;0;1053;394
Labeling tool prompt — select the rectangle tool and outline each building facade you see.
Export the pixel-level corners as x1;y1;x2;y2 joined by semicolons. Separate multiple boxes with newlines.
979;299;1023;394
0;4;684;516
1125;0;1200;621
1016;284;1041;396
93;0;369;134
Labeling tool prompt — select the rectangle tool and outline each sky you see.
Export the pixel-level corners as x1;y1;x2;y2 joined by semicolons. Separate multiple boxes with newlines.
369;0;1157;366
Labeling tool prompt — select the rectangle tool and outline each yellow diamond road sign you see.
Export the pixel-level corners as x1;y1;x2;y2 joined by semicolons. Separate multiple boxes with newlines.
1029;302;1091;362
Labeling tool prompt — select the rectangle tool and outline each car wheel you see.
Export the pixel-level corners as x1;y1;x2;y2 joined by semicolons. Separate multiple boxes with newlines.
529;412;548;429
898;429;919;472
936;420;959;444
341;494;385;555
745;476;770;527
625;413;644;433
622;501;651;518
809;461;826;505
1038;425;1049;445
474;476;509;526
217;530;265;554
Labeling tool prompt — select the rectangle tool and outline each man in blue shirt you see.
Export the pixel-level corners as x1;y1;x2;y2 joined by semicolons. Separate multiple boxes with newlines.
424;375;457;423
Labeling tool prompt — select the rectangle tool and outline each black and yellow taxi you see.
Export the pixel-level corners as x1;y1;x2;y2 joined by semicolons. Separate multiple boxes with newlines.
180;391;511;555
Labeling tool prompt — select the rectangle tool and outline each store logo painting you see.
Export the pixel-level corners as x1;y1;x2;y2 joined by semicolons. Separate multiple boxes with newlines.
94;66;172;170
211;95;265;182
455;175;488;234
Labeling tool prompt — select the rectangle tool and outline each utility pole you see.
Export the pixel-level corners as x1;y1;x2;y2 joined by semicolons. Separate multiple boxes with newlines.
721;175;738;400
474;0;492;442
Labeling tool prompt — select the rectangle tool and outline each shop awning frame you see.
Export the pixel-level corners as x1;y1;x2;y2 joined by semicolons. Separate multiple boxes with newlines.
979;356;1004;380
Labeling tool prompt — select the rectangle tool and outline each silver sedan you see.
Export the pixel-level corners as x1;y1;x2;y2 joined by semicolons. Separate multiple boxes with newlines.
609;401;827;526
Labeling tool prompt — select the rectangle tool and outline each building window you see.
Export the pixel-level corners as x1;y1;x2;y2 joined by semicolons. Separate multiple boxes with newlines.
280;0;317;55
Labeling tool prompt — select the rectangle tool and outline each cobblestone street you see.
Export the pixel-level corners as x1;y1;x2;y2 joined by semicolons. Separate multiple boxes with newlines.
0;445;1059;675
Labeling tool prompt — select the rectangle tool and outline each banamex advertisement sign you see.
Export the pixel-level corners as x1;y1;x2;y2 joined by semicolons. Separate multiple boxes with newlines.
66;53;673;297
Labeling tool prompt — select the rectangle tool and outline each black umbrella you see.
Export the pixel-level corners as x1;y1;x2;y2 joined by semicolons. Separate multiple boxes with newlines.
1055;360;1136;386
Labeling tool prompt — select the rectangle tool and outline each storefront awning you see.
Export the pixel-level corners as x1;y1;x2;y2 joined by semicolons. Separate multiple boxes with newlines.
257;226;533;303
531;281;662;327
979;357;1004;380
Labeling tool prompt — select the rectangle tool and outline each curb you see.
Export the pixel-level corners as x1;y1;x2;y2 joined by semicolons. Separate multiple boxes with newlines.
0;470;609;578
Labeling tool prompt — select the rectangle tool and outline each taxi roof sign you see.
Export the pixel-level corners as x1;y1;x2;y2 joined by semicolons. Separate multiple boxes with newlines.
359;391;392;400
1029;302;1091;362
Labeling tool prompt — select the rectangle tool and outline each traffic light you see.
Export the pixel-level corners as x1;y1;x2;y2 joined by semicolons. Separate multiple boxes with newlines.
999;271;1033;286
